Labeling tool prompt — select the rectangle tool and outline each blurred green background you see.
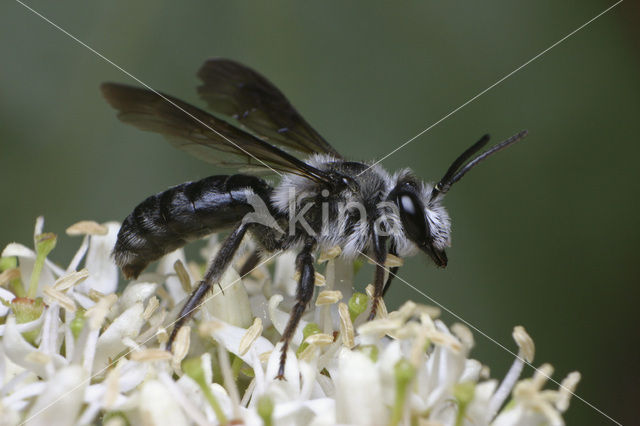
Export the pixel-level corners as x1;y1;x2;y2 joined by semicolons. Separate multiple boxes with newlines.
1;1;638;424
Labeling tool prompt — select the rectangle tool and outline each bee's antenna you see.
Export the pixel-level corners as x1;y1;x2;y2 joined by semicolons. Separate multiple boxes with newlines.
431;130;528;200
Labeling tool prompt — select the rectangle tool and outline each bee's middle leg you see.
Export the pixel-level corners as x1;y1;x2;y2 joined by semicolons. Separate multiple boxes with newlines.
276;237;316;380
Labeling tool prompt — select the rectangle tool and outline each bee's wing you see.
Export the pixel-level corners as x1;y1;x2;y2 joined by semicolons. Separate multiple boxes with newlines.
101;82;334;183
197;58;343;158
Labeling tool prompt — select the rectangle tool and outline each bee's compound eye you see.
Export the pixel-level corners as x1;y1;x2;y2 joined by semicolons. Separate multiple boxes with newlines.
341;176;360;192
397;192;429;247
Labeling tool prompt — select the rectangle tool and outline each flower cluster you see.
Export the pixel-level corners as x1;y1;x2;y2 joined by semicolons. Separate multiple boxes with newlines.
0;218;580;425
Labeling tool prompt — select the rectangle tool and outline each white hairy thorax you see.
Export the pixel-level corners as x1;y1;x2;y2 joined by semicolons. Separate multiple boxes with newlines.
271;154;452;259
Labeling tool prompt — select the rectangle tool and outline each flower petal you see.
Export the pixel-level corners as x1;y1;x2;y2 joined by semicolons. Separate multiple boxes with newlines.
2;316;65;379
203;267;252;328
199;318;274;366
77;222;120;295
94;302;145;369
139;379;189;426
335;348;387;425
25;365;87;426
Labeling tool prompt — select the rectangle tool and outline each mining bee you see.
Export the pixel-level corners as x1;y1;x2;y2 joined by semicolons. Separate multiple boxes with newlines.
101;59;526;378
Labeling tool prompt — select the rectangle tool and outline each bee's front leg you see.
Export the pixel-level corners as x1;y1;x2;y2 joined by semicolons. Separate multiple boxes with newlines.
368;233;388;321
382;245;399;297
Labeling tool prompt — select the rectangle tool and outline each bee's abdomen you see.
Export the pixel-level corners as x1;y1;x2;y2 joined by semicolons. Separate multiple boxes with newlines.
114;174;272;278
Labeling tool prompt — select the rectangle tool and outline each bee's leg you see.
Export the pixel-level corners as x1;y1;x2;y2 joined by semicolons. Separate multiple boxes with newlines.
238;249;261;277
166;222;248;351
382;245;399;297
277;237;317;380
368;234;388;320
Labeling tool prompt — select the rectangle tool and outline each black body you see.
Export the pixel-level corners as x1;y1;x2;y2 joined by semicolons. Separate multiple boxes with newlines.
114;174;272;278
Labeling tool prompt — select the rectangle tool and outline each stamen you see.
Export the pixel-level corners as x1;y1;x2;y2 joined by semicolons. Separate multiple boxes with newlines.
487;326;538;421
315;290;343;305
65;221;108;236
171;326;191;371
43;286;76;312
556;371;581;412
130;349;172;362
239;318;263;356
317;245;342;263
142;296;159;320
338;303;355;349
451;323;474;352
53;269;89;291
314;271;326;287
85;293;117;330
304;333;334;346
513;325;535;363
173;259;192;292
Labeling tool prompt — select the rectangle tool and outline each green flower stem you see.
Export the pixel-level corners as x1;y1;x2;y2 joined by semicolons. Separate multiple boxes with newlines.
0;256;17;271
27;233;57;298
453;382;475;426
183;358;228;425
230;354;243;381
257;395;274;426
390;359;416;426
10;278;26;298
1;257;25;298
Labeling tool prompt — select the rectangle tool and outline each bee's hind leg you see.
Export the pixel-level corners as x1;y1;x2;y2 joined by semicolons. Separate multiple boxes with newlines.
276;237;317;380
238;249;261;277
166;222;249;351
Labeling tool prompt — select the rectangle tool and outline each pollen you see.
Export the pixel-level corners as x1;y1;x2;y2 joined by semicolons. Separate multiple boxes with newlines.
142;296;159;320
338;302;355;349
317;245;342;263
315;290;343;305
513;325;535;363
313;271;326;287
173;259;192;292
65;220;108;236
130;348;173;362
304;333;334;346
171;326;191;371
43;286;76;312
53;269;89;291
239;317;263;355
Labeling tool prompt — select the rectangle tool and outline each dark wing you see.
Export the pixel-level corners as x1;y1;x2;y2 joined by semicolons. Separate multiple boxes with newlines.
101;82;333;183
197;58;342;158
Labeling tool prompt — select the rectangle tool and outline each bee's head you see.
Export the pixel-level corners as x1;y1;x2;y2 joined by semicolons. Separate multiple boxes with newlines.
388;177;450;267
389;131;528;267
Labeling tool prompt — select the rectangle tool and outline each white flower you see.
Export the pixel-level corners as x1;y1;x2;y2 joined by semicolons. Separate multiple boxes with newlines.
76;222;120;295
26;366;87;426
0;218;581;425
335;348;385;425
